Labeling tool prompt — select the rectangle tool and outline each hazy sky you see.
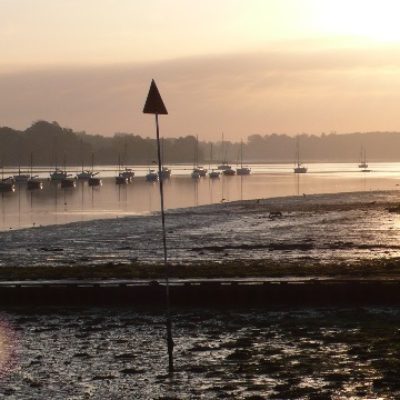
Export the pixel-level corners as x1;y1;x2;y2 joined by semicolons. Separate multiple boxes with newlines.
2;0;400;139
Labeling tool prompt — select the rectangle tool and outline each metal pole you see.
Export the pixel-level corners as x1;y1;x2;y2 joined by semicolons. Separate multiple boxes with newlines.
154;113;174;374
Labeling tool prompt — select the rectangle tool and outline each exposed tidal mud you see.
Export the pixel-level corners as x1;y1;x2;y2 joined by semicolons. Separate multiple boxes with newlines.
1;191;400;269
1;307;400;399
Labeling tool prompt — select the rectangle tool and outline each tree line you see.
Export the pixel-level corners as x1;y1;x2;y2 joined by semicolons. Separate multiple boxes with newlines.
1;120;400;166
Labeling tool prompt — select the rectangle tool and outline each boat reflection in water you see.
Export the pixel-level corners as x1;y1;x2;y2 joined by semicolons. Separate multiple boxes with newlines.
0;162;398;231
60;178;76;189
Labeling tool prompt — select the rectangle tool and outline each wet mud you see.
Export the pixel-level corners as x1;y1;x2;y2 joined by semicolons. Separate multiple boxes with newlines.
1;307;400;399
1;191;400;270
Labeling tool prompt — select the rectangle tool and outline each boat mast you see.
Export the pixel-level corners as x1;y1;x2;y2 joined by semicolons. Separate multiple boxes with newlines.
296;136;301;167
221;132;224;165
240;139;243;168
80;138;84;173
209;143;213;170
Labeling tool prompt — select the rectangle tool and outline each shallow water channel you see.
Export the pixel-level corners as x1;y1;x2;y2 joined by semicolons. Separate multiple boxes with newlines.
1;307;400;399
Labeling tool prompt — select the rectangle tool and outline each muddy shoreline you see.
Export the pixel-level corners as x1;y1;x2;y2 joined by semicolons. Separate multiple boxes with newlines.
2;190;400;276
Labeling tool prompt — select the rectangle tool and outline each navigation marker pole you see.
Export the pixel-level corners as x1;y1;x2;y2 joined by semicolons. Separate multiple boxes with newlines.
143;79;174;374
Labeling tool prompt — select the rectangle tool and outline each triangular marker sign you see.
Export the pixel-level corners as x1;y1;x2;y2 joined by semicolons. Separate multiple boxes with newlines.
143;79;168;115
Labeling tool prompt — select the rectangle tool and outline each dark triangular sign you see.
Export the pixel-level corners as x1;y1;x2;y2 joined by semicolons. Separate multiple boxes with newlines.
143;79;168;115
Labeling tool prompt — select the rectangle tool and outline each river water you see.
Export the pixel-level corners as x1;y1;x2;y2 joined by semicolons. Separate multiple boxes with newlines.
1;162;400;231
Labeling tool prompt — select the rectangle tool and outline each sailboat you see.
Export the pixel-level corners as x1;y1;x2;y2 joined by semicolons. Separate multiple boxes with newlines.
116;154;128;184
146;168;159;182
115;140;135;183
0;163;15;193
208;143;220;178
119;168;135;182
50;151;68;181
27;153;43;190
236;139;251;175
60;157;76;188
293;136;308;174
192;135;207;178
358;146;368;169
76;140;95;179
88;154;102;186
159;167;171;180
217;133;232;171
13;162;30;183
50;168;68;181
159;138;172;180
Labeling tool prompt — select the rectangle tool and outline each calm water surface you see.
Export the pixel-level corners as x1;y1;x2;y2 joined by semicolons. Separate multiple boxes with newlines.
1;162;400;231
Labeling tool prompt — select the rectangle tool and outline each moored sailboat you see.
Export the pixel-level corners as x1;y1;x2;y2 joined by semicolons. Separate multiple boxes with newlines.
87;154;102;186
208;143;220;178
217;133;232;171
236;139;251;175
294;136;308;174
0;163;15;192
13;165;30;183
191;135;207;178
27;153;43;190
146;169;159;182
358;146;368;170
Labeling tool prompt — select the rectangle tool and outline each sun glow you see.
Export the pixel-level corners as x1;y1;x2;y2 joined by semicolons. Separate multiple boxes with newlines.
314;0;400;42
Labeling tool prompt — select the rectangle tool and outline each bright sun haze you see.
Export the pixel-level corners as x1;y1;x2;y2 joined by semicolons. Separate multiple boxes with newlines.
313;0;400;42
1;0;400;139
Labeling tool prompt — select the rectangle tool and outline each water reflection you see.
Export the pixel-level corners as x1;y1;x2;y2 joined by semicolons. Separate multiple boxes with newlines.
1;163;400;231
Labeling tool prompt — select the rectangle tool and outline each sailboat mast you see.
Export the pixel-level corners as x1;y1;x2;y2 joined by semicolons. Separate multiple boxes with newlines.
209;143;213;170
240;139;243;168
80;138;84;173
296;136;300;167
221;132;224;164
